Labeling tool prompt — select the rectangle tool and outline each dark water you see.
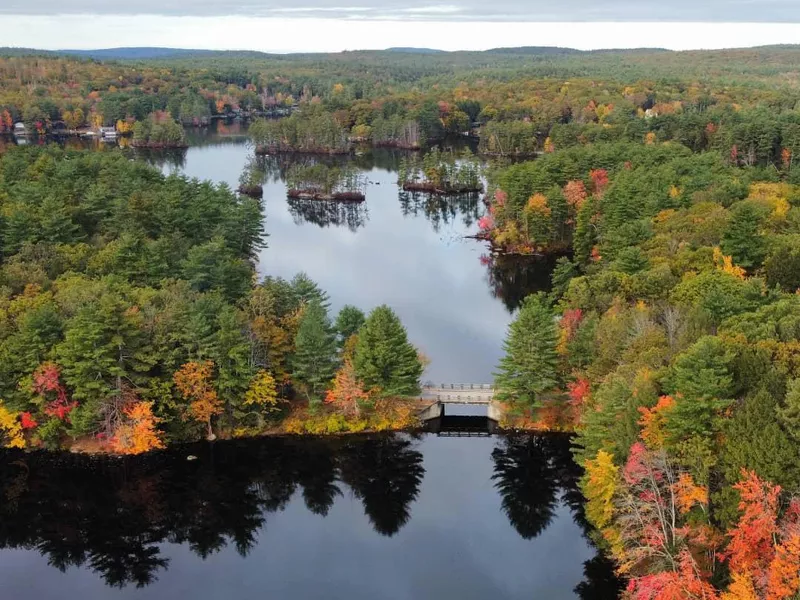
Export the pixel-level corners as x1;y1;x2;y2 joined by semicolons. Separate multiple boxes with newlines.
0;122;620;598
0;433;620;599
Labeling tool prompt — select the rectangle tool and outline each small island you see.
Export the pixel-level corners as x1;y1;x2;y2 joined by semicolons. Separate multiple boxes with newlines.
398;148;483;195
286;163;366;201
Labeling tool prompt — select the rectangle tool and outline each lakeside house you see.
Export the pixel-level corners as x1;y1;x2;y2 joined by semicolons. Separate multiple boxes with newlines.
98;126;117;139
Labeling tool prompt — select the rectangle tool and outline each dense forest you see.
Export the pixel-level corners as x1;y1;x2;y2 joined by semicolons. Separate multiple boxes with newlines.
0;147;425;453
488;142;800;595
6;45;800;155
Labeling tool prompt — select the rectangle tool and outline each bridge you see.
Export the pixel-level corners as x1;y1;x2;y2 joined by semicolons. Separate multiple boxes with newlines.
420;383;495;404
418;384;503;425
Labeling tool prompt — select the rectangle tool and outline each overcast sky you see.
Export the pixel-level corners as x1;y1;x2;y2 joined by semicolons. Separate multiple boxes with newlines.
2;1;800;52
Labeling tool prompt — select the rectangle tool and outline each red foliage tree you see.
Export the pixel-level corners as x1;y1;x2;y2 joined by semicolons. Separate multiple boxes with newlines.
590;169;609;195
33;362;77;421
19;412;38;430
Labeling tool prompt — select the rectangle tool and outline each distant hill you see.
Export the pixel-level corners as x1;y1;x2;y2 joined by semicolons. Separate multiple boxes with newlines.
486;46;584;56
57;47;275;60
385;47;446;54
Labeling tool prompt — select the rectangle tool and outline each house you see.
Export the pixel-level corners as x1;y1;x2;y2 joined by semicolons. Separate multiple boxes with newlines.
99;126;117;139
13;122;27;136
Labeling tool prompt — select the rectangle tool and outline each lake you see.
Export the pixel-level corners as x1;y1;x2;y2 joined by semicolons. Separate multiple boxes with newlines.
0;122;619;599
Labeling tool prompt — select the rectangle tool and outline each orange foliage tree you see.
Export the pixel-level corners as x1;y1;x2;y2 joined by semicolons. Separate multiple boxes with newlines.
722;470;800;600
111;401;164;455
173;361;223;439
325;359;369;418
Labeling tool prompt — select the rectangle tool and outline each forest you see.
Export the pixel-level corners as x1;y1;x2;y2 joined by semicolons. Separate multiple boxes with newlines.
6;45;800;157
0;147;425;454
488;139;800;596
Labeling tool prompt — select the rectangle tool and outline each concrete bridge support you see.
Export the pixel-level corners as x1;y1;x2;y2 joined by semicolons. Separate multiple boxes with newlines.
487;401;504;423
418;402;445;422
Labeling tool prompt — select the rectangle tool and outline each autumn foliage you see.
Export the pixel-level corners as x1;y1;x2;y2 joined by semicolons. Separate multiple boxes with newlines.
111;402;164;455
325;359;369;417
33;362;77;421
174;361;223;439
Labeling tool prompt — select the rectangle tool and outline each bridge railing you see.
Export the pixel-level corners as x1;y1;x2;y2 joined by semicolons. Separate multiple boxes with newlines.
422;383;494;391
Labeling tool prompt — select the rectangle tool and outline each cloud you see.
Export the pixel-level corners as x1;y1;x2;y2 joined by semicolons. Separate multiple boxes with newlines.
2;17;799;53
2;0;800;21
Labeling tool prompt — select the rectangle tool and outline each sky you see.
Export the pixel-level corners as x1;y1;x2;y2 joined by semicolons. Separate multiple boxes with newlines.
2;0;800;52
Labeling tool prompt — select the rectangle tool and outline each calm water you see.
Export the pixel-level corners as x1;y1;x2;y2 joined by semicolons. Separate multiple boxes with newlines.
0;433;620;599
0;123;619;599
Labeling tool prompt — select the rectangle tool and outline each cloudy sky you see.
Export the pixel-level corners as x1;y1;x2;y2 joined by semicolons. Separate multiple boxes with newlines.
2;0;800;52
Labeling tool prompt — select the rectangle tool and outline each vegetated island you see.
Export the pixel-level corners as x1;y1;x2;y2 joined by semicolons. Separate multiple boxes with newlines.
398;148;483;195
286;163;366;201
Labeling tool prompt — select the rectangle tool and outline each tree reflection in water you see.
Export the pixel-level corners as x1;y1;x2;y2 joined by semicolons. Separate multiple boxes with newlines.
491;434;561;539
287;197;369;231
481;252;566;312
398;191;482;233
339;436;425;536
0;434;423;588
0;432;619;594
491;433;625;599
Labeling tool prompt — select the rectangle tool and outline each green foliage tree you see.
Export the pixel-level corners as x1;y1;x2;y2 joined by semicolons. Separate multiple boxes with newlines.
335;305;365;348
494;294;559;408
665;336;735;442
720;201;767;270
353;305;423;397
292;300;337;404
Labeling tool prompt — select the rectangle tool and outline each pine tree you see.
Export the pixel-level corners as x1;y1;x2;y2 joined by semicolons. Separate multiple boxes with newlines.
666;335;734;441
291;272;330;309
494;294;559;408
721;201;767;270
292;299;337;403
353;305;423;397
334;305;365;348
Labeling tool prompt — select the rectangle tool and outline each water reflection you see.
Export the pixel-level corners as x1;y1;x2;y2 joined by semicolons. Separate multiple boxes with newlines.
482;252;566;312
0;433;620;596
287;196;369;231
0;434;423;588
399;191;482;233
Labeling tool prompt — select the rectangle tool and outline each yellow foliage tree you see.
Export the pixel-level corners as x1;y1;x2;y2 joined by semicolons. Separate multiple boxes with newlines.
244;370;280;411
584;450;624;560
0;401;24;449
713;246;746;280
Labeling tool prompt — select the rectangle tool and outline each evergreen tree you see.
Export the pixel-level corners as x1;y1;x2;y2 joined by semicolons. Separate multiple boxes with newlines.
549;257;579;302
334;305;365;348
666;335;735;441
721;388;800;492
778;377;800;440
291;272;330;309
721;201;767;270
353;305;423;397
573;198;596;266
494;294;559;408
292;300;337;404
